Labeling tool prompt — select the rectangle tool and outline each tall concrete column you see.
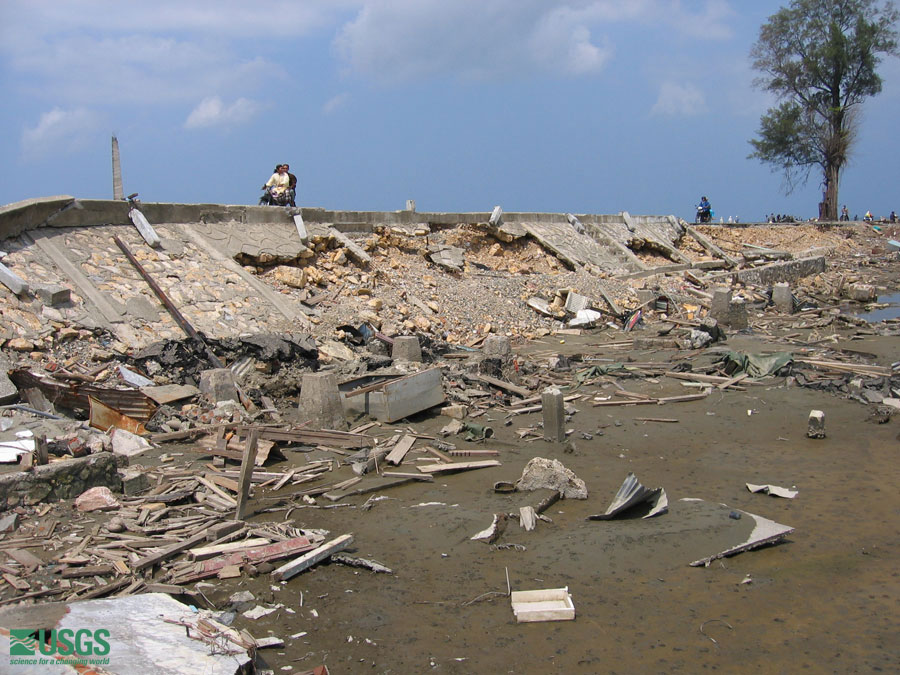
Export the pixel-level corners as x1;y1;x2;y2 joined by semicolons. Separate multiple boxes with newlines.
111;136;124;201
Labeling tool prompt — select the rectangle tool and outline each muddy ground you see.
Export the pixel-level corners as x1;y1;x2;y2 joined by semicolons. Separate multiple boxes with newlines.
127;330;896;674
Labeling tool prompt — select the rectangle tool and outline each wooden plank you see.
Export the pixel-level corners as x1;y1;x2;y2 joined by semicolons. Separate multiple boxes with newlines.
381;471;434;481
235;429;260;520
6;548;43;570
472;374;531;398
2;573;30;591
417;460;501;474
385;434;416;466
132;530;210;572
717;372;750;390
172;535;314;584
273;534;354;582
188;538;272;562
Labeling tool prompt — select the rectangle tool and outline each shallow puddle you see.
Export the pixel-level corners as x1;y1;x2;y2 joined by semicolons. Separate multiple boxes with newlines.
854;292;900;322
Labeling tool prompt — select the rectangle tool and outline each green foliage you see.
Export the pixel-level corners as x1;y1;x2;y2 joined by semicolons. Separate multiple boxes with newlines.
749;0;899;201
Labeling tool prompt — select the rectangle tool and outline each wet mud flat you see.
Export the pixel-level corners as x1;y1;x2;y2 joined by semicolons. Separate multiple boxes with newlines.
225;332;899;674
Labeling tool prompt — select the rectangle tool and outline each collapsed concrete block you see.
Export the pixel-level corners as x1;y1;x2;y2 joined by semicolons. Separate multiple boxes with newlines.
807;410;826;439
772;282;794;314
391;335;422;363
726;299;749;329
516;457;587;499
0;353;17;405
119;469;150;496
542;387;566;443
847;284;876;302
710;287;732;317
299;372;345;428
482;335;511;358
111;428;152;458
33;282;71;307
199;368;239;404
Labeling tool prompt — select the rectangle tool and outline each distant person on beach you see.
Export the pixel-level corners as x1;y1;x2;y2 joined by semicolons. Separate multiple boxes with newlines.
840;205;849;221
864;210;873;222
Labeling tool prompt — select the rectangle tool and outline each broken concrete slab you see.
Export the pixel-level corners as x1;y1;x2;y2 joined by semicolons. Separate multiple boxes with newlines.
428;245;465;272
0;592;251;674
339;368;445;423
683;498;794;567
199;368;239;404
0;260;29;296
0;353;17;405
709;255;826;286
32;282;71;307
391;335;423;363
746;483;798;499
516;457;587;499
111;428;152;458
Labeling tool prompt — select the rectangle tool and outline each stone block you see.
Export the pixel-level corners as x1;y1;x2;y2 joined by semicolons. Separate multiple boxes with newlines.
847;284;876;302
33;282;71;306
725;299;749;329
119;469;150;496
298;372;345;428
75;486;120;512
391;335;422;363
807;410;825;439
482;335;511;358
772;282;794;314
710;287;732;317
199;368;239;404
0;453;121;510
542;387;565;443
0;353;17;405
111;428;152;458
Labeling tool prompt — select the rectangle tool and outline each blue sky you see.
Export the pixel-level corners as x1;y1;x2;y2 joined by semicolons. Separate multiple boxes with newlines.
1;1;898;222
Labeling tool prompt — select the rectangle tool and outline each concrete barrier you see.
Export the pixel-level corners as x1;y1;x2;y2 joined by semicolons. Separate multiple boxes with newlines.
0;452;123;510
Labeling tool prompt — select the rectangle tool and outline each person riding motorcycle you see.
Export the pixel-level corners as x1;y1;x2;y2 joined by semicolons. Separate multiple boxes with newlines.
260;164;293;206
696;196;712;223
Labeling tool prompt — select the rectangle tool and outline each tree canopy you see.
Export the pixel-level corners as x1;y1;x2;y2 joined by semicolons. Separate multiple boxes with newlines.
749;0;899;219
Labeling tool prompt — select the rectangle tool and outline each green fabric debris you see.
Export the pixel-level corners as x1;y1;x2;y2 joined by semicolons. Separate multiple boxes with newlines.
719;351;793;377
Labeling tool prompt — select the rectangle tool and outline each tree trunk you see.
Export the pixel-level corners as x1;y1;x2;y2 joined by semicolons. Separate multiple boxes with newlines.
821;163;840;221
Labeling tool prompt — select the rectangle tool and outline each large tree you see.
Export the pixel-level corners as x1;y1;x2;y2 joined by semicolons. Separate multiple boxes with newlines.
749;0;899;220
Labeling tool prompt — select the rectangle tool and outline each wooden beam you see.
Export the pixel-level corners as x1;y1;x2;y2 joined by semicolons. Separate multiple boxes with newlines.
235;429;260;520
272;534;354;582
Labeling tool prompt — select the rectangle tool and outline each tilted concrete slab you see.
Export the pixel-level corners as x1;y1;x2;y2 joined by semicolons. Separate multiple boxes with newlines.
708;255;827;286
0;196;75;239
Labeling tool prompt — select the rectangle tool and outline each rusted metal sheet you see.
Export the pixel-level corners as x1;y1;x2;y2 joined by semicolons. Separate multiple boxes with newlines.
10;369;157;421
89;396;147;434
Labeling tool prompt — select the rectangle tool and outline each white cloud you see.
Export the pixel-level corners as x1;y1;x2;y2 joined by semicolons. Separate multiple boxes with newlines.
184;97;262;129
323;93;351;114
333;0;736;83
21;107;101;159
651;82;707;116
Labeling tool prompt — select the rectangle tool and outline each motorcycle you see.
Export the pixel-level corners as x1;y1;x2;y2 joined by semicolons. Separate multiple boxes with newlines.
259;186;295;207
695;205;712;223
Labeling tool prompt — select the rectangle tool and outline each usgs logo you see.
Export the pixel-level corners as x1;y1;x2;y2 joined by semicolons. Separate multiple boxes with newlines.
10;628;111;656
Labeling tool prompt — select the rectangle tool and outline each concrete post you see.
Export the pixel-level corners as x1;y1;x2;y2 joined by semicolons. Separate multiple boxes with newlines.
299;372;345;429
542;387;565;443
112;135;124;201
772;283;794;314
392;336;423;363
807;410;825;439
710;287;732;320
482;335;511;359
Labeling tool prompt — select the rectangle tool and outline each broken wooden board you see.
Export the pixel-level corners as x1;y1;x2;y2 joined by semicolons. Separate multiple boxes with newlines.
385;434;416;466
272;534;354;582
417;460;501;475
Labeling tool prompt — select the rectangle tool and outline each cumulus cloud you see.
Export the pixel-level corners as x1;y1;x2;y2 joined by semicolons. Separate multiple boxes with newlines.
651;82;708;116
184;97;262;129
334;0;735;83
21;107;101;159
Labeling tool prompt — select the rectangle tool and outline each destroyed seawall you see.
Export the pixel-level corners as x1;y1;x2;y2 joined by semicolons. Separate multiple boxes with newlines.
0;195;678;238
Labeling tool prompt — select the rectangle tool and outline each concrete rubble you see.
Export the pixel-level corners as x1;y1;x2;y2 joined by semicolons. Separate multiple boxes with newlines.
0;197;898;671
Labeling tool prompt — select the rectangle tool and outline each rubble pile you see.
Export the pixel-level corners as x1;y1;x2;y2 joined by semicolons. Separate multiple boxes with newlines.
1;207;899;671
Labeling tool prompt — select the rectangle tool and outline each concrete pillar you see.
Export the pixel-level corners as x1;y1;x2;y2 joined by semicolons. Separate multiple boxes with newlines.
299;372;345;429
405;199;416;212
391;336;422;363
542;387;565;443
772;282;794;314
807;410;825;439
710;287;732;319
482;335;511;359
726;298;749;329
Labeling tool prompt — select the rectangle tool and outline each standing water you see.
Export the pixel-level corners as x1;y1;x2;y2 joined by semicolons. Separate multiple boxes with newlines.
854;292;900;322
